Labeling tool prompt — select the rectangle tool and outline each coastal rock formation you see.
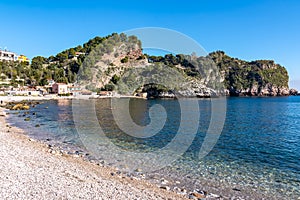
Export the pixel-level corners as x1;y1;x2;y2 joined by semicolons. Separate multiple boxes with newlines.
141;51;290;97
4;101;40;110
78;33;147;91
7;103;30;110
18;33;290;98
209;51;290;96
177;81;217;98
290;88;299;96
227;83;290;97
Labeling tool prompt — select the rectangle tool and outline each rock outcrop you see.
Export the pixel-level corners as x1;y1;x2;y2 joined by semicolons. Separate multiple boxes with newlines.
209;51;290;96
62;34;291;98
290;88;299;96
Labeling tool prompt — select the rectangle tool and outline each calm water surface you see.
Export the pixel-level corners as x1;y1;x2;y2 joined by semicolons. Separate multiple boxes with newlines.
8;97;300;198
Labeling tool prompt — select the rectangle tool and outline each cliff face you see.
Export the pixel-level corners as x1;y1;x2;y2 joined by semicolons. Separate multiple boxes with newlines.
78;34;148;91
209;51;290;96
144;51;290;97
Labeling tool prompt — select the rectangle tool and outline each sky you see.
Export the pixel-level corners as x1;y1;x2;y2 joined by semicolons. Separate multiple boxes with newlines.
0;0;299;89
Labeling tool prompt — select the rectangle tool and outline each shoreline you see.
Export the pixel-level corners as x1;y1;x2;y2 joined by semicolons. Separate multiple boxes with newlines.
0;107;187;200
0;93;298;105
0;97;294;199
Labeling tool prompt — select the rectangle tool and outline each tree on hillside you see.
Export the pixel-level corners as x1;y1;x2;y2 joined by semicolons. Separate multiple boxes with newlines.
56;52;68;63
68;49;76;58
31;56;47;69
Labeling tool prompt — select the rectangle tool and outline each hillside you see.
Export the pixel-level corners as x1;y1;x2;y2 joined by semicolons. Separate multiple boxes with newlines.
209;51;290;96
144;51;290;96
0;33;291;97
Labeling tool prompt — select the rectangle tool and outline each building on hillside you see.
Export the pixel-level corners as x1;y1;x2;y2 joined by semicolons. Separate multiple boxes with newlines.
67;84;82;96
98;91;113;96
17;55;30;63
0;50;30;63
0;50;17;62
47;79;55;86
52;83;68;94
70;52;86;61
75;52;85;57
43;79;55;94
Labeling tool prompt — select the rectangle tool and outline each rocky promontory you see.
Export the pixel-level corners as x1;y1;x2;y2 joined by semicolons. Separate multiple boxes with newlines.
209;51;290;97
19;33;292;98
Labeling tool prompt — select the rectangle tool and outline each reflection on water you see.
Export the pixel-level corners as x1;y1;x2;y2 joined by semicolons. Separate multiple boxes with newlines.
7;97;300;199
95;98;181;150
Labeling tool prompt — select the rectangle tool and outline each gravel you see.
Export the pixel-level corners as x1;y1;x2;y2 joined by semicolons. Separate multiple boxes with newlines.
0;108;186;200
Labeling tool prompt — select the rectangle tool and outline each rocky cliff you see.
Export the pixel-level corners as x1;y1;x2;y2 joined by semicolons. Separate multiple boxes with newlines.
208;51;290;96
68;34;291;98
145;51;290;97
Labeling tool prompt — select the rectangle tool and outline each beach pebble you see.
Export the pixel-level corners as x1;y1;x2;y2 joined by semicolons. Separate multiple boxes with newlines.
116;171;121;175
139;173;146;179
24;117;30;121
207;193;220;198
190;190;207;199
190;192;206;199
195;190;207;196
181;188;187;193
131;177;140;181
174;187;187;196
232;188;241;192
135;168;142;172
159;186;170;191
188;194;198;199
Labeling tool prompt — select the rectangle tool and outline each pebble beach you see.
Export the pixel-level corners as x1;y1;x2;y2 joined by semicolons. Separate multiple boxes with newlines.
0;107;187;200
1;97;298;200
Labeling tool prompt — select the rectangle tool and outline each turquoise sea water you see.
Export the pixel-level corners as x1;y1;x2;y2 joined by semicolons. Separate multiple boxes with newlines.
8;97;300;199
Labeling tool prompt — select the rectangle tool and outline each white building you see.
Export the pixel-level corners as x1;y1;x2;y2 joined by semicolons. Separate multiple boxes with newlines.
52;83;68;94
0;50;17;62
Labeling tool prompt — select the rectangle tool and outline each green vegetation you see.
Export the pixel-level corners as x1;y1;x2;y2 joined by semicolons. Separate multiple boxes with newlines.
208;51;289;94
0;33;118;86
0;61;30;86
120;56;129;63
0;33;289;97
78;33;141;83
142;83;170;93
111;74;120;84
147;51;289;95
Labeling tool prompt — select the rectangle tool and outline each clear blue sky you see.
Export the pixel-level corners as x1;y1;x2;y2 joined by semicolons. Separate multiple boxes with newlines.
1;0;299;89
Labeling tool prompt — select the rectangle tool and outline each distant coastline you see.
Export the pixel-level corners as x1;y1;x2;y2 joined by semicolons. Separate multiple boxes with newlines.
1;34;297;100
1;92;300;106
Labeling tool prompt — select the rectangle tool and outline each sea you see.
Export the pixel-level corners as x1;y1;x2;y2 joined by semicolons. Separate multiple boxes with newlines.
7;96;300;199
